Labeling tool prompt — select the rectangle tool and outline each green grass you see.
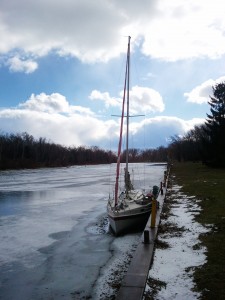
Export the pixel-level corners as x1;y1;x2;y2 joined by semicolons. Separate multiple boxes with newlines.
171;162;225;300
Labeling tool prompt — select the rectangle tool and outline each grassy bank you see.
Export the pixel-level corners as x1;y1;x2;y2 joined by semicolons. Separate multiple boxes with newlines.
171;162;225;300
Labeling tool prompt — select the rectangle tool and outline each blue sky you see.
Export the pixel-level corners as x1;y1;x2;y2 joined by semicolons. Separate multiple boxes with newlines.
1;0;225;150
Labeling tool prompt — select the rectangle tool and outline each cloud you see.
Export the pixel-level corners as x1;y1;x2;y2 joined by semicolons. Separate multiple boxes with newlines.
90;85;164;114
7;56;38;73
0;0;127;63
89;90;121;108
0;109;87;146
184;76;225;104
184;80;215;104
129;86;164;114
19;93;70;113
0;108;111;147
19;93;94;116
129;116;205;148
0;92;204;149
1;0;225;66
0;92;109;147
141;0;225;61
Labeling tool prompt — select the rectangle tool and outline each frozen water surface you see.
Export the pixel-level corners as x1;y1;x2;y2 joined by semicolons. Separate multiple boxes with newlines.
0;163;165;299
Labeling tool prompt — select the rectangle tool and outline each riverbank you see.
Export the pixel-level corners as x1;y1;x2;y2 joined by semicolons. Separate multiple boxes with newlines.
171;162;225;300
144;183;209;299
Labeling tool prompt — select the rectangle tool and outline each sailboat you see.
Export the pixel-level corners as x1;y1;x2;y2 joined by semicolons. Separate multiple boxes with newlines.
107;36;153;235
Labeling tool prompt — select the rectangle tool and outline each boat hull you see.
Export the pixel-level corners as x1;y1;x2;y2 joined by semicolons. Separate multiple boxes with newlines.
107;205;151;235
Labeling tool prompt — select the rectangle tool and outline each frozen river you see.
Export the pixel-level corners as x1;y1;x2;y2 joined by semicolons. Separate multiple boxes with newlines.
0;163;165;299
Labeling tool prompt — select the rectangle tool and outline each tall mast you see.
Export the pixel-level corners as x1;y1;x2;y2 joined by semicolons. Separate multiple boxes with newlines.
114;38;129;205
125;36;131;193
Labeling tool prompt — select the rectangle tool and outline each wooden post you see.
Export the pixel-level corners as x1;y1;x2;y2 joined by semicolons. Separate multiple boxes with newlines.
150;198;157;228
144;230;149;244
160;181;163;195
163;170;167;187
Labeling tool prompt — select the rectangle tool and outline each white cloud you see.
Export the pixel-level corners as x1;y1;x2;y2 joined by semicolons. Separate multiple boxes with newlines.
0;92;204;149
0;0;127;63
184;80;215;104
128;116;205;148
19;93;70;113
89;90;121;108
90;86;164;114
184;76;225;104
0;92;109;147
130;116;204;136
19;93;94;116
141;0;225;61
129;85;164;114
7;56;38;73
69;106;95;116
1;0;225;65
0;107;112;147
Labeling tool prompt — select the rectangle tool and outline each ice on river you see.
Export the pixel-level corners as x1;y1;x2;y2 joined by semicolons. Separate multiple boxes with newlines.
0;163;165;299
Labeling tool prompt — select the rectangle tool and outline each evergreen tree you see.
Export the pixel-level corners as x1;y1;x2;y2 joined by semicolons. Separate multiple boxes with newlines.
204;82;225;167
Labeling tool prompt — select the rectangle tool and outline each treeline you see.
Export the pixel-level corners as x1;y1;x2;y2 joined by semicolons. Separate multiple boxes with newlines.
123;146;168;163
168;82;225;168
0;131;168;170
0;132;117;170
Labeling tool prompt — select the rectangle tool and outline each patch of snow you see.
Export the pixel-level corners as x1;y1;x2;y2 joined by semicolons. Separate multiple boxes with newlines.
92;233;140;299
144;184;210;300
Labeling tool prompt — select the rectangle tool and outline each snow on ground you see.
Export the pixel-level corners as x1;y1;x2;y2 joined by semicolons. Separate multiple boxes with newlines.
144;183;210;300
92;232;141;299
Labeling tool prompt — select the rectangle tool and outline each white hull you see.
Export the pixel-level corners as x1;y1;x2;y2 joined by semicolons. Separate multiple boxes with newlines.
107;201;151;235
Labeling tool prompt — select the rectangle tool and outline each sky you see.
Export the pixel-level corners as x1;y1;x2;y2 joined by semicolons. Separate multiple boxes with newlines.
1;0;225;150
